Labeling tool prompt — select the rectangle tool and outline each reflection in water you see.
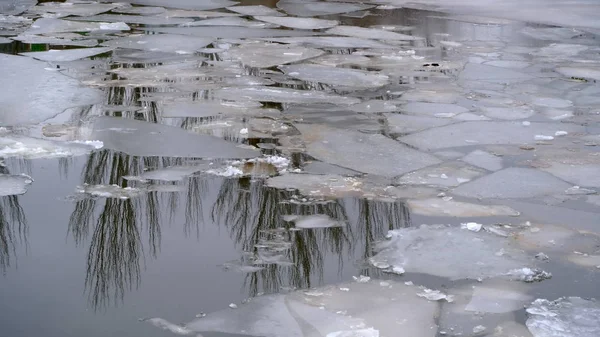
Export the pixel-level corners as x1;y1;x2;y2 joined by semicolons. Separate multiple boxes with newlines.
0;166;28;273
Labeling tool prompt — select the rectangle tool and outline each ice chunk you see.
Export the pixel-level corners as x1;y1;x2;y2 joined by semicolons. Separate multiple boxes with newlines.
226;42;324;68
296;124;440;178
20;47;113;62
11;34;98;47
183;16;274;27
526;297;600;337
23;18;129;35
124;0;236;11
0;174;33;196
76;184;145;200
514;223;600;255
400;121;584;150
90;116;259;158
462;150;503;171
395;161;485;187
68;13;192;25
261;36;394;49
371;225;533;280
254;16;339;30
465;281;533;313
212;87;360;105
0;54;102;126
530;97;573;109
226;5;284;16
401;89;460;104
462;222;483;232
416;287;454;302
283;214;344;229
220;260;264;273
277;2;374;17
280;64;389;89
0;0;35;15
453;168;572;199
266;174;366;198
101;34;212;54
0;135;101;159
350;100;397;113
506;268;552;283
385;114;455;134
406;198;519;217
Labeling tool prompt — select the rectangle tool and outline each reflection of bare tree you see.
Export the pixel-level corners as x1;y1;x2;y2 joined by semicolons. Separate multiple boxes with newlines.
0;167;28;272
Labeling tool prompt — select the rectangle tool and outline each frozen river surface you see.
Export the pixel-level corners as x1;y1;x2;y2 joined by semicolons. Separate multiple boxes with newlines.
1;1;600;337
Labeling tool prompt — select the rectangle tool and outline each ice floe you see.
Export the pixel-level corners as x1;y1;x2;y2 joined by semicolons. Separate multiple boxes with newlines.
254;15;338;30
0;54;102;126
453;168;572;199
277;1;374;17
296;124;440;177
406;198;520;217
0;173;33;196
226;5;284;16
0;135;102;159
23;18;129;35
90;116;259;158
370;225;534;280
212;87;361;105
283;214;344;229
75;184;145;200
395;161;486;187
101;34;213;54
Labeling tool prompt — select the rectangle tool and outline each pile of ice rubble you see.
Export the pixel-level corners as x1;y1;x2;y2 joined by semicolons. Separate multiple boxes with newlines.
144;221;600;337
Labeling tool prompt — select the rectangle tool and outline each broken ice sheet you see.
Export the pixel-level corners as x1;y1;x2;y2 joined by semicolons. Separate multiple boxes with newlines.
371;225;533;280
261;36;395;49
101;34;212;54
225;42;324;68
182;16;274;28
350;100;397;113
480;106;536;120
1;54;102;126
295;124;440;178
0;174;33;196
453;168;572;199
514;223;600;256
526;297;600;337
395;161;486;187
254;16;339;30
266;174;366;198
406;198;520;217
161;100;275;118
75;184;145;200
283;214;344;229
112;5;166;15
19;47;113;62
212;87;360;105
462;150;503;171
327;25;420;41
23;18;129;35
11;34;98;47
399;121;584;150
89;116;259;158
280;64;390;89
277;1;374;17
416;287;454;302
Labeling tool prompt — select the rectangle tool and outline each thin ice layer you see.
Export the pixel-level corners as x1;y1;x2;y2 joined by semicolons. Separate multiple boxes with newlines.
23;18;129;35
280;64;389;89
0;54;102;126
526;297;600;337
90;116;259;158
371;225;532;280
296;124;440;177
0;174;33;196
